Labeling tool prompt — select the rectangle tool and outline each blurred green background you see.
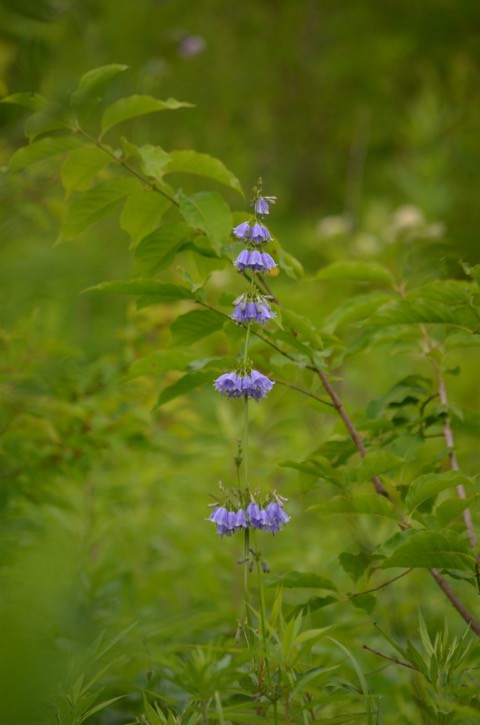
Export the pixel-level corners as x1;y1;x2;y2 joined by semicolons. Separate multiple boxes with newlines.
1;1;480;722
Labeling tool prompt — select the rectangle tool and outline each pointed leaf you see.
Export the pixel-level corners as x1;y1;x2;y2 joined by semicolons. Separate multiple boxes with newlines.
170;310;224;347
71;64;128;106
61;177;140;239
1;92;47;110
102;95;192;134
406;471;473;513
382;530;476;571
156;371;214;407
61;145;112;196
435;495;480;527
120;191;171;246
9;136;83;171
310;494;399;520
179;191;232;254
86;279;195;303
127;351;195;379
317;261;394;286
135;222;193;274
164;150;243;196
344;451;403;485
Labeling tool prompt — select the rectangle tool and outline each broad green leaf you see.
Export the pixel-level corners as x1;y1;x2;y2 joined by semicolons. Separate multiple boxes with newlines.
179;191;232;254
120;191;171;246
170;310;224;347
382;530;475;571
281;455;339;482
290;596;337;617
9;136;83;171
61;145;112;196
344;451;403;485
164;150;243;196
310;494;399;520
277;247;304;279
60;177;140;240
156;371;214;407
137;144;171;180
280;308;322;348
24;103;75;141
435;495;480;527
86;279;195;303
369;281;479;329
405;471;472;512
1;92;47;110
134;222;193;275
126;350;194;379
267;571;337;590
317;261;394;286
339;551;381;583
70;64;128;107
323;292;393;332
101;95;193;135
351;593;376;614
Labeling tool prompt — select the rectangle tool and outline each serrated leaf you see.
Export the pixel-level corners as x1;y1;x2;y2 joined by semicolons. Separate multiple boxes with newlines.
1;92;47;110
156;371;213;407
310;494;399;520
61;145;112;196
317;261;394;285
101;95;192;135
134;222;193;275
164;150;243;196
406;471;472;513
9;135;83;171
120;191;171;246
86;279;195;302
70;64;128;107
170;310;224;347
266;571;337;590
382;530;475;571
179;191;232;254
60;177;140;240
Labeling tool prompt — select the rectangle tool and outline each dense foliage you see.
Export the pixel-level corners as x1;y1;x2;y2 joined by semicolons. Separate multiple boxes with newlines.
2;3;480;721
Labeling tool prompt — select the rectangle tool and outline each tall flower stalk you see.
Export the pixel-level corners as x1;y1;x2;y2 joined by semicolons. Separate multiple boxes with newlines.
209;181;289;640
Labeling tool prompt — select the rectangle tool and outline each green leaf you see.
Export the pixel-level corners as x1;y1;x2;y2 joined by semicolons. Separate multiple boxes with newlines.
164;150;243;196
101;95;193;135
317;261;394;286
170;310;224;347
126;350;194;379
277;247;304;279
290;596;338;617
70;64;128;107
86;279;195;303
405;471;473;513
9;136;84;171
344;451;403;485
156;371;214;407
60;177;140;240
323;292;393;332
280;308;322;347
134;222;193;275
435;495;480;527
1;92;47;110
339;551;380;583
382;530;475;571
351;593;376;614
310;494;399;520
266;571;337;590
24;103;75;141
61;145;112;196
137;144;171;180
120;191;171;246
179;191;232;255
369;281;479;329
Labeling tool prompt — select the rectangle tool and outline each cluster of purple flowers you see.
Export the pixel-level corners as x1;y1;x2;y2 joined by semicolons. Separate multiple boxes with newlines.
232;196;277;273
214;370;274;401
231;293;275;325
209;501;290;537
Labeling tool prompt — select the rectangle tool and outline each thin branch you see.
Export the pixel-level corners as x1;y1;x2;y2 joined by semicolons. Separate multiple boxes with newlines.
274;378;333;408
362;644;418;671
429;568;480;636
420;324;477;549
349;568;413;600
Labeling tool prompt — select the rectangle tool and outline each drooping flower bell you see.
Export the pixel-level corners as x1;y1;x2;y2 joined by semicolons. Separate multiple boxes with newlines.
214;370;275;400
231;293;275;325
234;249;277;273
255;196;276;215
233;221;251;239
250;222;271;243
